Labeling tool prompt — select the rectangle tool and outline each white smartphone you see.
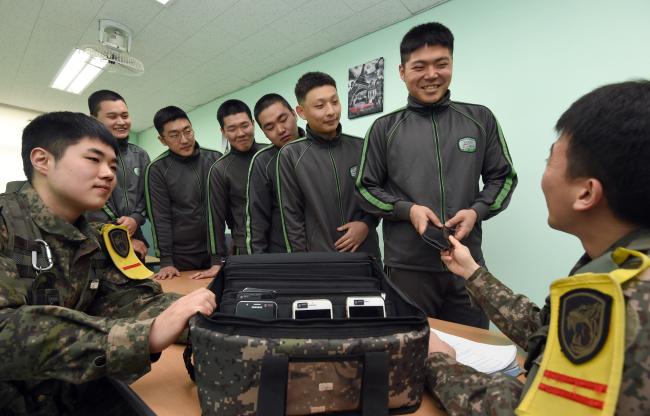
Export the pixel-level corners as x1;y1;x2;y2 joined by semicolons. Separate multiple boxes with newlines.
346;296;386;318
292;299;333;319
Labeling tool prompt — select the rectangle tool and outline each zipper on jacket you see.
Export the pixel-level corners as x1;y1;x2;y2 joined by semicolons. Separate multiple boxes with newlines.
116;147;130;212
328;145;345;225
189;164;203;203
431;113;446;222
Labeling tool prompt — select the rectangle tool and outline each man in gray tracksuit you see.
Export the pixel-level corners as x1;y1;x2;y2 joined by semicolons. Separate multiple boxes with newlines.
86;90;150;258
145;106;222;280
204;100;264;278
278;72;381;260
245;93;304;254
356;22;517;328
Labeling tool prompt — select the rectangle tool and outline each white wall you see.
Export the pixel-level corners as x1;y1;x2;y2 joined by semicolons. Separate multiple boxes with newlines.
0;104;41;191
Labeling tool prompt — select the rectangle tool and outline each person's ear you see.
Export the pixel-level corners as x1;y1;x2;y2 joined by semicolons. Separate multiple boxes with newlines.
30;147;52;177
157;135;167;146
399;64;406;82
573;178;604;212
295;105;306;121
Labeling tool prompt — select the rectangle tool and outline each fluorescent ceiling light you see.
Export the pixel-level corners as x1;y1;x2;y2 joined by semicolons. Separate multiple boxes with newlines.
155;0;172;4
51;49;107;94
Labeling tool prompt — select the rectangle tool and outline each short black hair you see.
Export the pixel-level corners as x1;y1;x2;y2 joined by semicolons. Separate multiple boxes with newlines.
153;106;190;134
400;22;454;64
294;72;336;104
88;89;126;116
253;94;293;125
216;99;252;129
556;80;650;228
21;112;117;182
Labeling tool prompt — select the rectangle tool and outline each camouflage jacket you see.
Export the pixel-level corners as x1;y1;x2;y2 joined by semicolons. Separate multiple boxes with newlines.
425;229;650;415
0;184;179;415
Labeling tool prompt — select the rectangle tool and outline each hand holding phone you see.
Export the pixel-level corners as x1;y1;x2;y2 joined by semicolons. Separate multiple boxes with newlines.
421;225;453;250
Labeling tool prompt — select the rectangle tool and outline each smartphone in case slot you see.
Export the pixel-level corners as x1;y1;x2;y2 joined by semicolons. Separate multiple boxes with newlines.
292;299;333;319
346;296;386;318
235;300;278;319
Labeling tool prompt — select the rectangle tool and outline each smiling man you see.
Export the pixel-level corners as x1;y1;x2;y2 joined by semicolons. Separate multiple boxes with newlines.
245;93;304;254
145;106;222;280
356;22;517;328
0;112;216;414
277;72;380;259
202;100;264;278
87;90;150;259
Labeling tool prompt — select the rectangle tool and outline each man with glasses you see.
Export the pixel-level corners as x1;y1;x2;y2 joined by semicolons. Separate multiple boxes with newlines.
200;100;264;279
145;106;222;279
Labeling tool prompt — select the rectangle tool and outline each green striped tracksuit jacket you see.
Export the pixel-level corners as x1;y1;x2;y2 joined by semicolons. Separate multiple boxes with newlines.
355;93;517;272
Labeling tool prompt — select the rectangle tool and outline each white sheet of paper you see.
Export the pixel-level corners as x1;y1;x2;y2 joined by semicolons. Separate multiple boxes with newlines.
431;328;517;374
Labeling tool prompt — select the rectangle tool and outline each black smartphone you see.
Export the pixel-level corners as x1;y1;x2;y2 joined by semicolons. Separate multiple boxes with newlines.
235;300;278;319
421;225;453;250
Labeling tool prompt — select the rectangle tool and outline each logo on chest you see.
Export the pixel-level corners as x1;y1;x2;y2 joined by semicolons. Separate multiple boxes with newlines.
349;165;359;178
457;137;477;153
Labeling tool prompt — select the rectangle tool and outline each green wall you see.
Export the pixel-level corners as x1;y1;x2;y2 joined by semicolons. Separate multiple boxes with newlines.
136;0;650;304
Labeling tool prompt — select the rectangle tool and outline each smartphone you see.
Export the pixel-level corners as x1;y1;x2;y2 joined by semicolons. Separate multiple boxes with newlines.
292;299;333;319
235;300;278;319
422;225;453;250
346;296;386;318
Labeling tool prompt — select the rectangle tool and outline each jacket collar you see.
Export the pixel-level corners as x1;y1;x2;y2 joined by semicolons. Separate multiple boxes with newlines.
169;142;201;162
407;91;451;114
271;127;307;150
306;124;342;145
19;183;91;242
570;228;650;275
229;141;262;155
116;137;130;151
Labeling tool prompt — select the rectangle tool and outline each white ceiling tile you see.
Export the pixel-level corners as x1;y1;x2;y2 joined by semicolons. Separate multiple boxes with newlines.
342;0;385;13
209;0;294;41
0;0;43;29
400;0;448;14
132;22;187;62
177;25;240;62
96;0;162;35
39;0;104;28
326;0;411;45
153;0;236;37
234;28;293;62
273;0;354;40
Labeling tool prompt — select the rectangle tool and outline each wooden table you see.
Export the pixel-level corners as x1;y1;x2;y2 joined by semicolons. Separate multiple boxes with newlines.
130;272;522;415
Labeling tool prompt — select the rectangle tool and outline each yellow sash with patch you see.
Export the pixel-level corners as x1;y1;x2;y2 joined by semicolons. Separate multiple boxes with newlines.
516;248;650;415
101;223;153;280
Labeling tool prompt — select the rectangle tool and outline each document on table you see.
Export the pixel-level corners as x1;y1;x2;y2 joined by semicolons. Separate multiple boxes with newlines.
431;328;518;374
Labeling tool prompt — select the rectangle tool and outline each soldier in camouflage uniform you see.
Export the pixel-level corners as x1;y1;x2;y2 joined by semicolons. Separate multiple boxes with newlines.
425;81;650;415
0;112;216;415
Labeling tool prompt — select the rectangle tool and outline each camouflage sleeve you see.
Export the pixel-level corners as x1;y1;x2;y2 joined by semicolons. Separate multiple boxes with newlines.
85;267;180;321
0;305;155;384
425;353;523;415
465;267;544;349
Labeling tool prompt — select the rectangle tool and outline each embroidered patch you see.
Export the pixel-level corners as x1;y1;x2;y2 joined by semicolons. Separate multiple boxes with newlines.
133;167;141;176
108;228;130;258
559;288;612;364
458;137;477;153
349;165;359;178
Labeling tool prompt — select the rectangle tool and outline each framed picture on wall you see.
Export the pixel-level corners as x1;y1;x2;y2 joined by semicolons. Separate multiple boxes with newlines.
348;57;384;119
